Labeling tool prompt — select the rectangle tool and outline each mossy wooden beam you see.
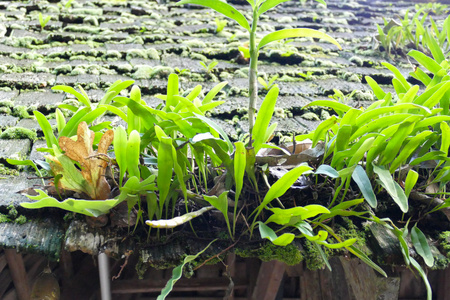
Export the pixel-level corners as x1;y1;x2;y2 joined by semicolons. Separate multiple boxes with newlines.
0;219;64;260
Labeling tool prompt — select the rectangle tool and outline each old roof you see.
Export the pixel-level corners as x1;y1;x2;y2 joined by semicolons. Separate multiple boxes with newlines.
0;0;448;268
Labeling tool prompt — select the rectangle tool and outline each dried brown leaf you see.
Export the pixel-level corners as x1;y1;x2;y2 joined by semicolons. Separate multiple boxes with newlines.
58;121;114;200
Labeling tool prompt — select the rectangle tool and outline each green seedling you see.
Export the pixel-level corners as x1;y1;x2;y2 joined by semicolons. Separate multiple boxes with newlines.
215;18;227;33
38;13;51;31
258;74;279;90
199;60;218;73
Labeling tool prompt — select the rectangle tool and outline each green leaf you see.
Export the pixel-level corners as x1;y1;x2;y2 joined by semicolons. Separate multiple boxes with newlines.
312;115;338;147
315;165;339;178
157;240;216;300
177;0;250;31
409;150;447;166
34;111;58;148
267;205;330;225
389;131;433;173
410;257;432;300
408;50;443;75
424;30;445;64
233;141;246;234
314;242;331;271
55;108;66;135
193;113;233;153
304;100;351;114
114;126;128;186
257;221;295;246
254;164;313;219
382;62;410;91
355;104;429;127
157;136;174;206
52;85;91;108
349;113;413;141
258;0;291;15
126;130;140;179
253;85;279;153
22;189;121;217
347;245;387;277
204;191;232;238
352;165;377;208
380;120;416;166
59;107;90;137
348;137;375;166
202;82;228;104
7;159;44;185
258;28;341;51
373;164;408;213
365;76;386;100
166;73;179;109
411;225;434;267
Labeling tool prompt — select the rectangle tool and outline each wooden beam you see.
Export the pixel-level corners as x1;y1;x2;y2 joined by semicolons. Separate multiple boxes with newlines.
4;249;31;300
300;267;321;300
437;267;450;300
112;277;248;294
251;260;286;300
0;252;7;273
225;253;236;300
0;268;12;298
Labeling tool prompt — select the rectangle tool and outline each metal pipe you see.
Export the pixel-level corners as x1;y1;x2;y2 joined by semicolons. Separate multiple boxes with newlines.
98;252;112;300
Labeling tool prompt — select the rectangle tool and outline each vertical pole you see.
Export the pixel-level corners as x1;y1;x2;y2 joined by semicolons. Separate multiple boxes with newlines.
98;252;111;300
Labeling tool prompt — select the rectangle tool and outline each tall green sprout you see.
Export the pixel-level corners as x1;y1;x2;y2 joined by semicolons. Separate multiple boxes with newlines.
177;0;341;146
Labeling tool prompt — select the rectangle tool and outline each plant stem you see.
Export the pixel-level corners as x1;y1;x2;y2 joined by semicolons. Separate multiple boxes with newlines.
248;9;259;147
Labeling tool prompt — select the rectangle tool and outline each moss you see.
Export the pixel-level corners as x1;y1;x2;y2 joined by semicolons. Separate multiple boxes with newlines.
354;90;374;101
133;65;174;80
189;53;208;62
132;65;153;79
0;107;11;114
5;37;40;48
0;213;10;223
84;16;99;27
71;66;86;75
182;39;207;48
303;240;326;270
12;106;31;119
117;64;133;73
0;163;19;176
439;231;450;257
0;127;37;140
126;49;148;60
54;64;72;75
146;48;160;60
69;8;103;15
336;217;370;253
301;112;320;121
349;56;363;67
103;50;122;61
14;215;27;225
235;242;303;266
33;66;50;73
7;205;18;219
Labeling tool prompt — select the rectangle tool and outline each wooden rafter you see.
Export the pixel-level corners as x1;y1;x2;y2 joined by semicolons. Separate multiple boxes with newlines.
4;249;30;300
250;260;286;300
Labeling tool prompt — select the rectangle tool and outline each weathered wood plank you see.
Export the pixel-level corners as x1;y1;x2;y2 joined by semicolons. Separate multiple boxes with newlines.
0;267;12;298
112;277;248;294
0;252;6;273
437;267;450;300
250;260;286;300
0;220;64;260
4;249;31;300
300;266;321;300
